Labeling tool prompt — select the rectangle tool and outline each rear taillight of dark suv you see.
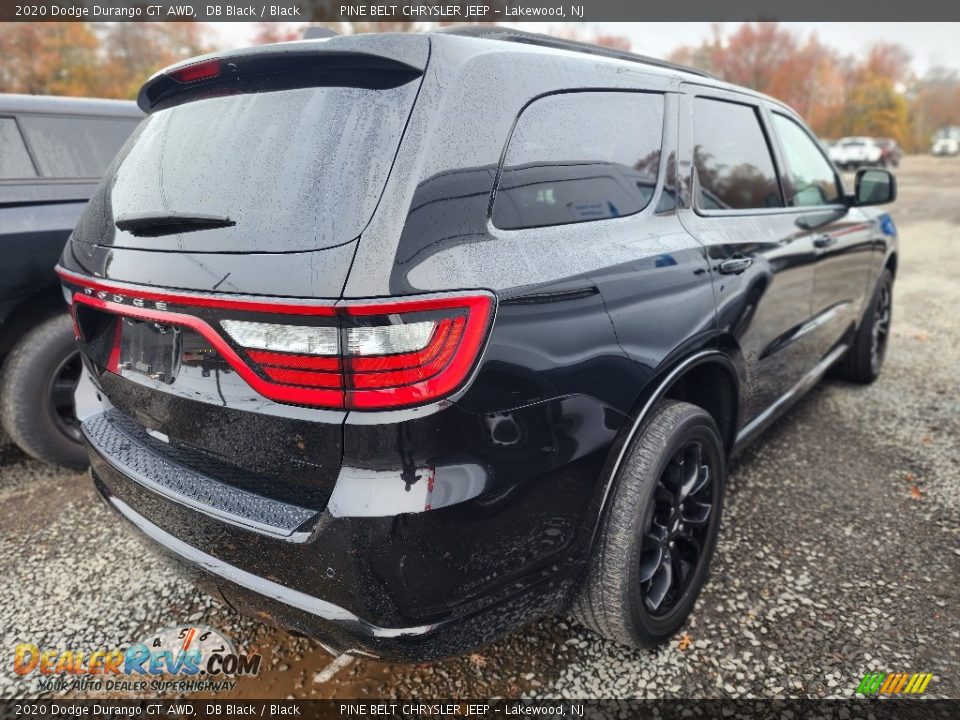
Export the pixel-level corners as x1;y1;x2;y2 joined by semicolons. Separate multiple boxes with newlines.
58;269;494;410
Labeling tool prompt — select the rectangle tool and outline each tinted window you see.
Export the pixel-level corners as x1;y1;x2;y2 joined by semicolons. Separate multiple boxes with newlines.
19;115;139;178
493;92;663;230
693;98;783;210
0;118;37;178
98;84;418;253
771;113;841;206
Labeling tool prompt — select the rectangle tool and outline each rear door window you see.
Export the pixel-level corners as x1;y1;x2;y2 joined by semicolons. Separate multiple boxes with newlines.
493;92;664;230
18;115;139;178
0;118;37;178
693;98;783;211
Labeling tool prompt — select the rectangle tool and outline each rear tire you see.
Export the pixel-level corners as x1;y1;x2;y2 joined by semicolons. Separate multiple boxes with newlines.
837;269;893;384
0;314;88;470
573;400;725;648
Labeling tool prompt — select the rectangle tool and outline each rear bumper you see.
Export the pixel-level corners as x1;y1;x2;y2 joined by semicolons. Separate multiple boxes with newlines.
84;400;607;660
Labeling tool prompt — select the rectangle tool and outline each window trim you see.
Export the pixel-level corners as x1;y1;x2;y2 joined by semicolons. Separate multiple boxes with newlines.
767;107;846;210
0;115;40;179
489;88;668;233
689;95;787;217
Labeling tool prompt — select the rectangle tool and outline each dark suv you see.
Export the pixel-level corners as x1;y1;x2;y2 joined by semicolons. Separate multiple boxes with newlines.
58;29;898;659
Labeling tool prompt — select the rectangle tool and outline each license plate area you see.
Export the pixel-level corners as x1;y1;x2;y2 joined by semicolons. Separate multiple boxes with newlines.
119;319;181;384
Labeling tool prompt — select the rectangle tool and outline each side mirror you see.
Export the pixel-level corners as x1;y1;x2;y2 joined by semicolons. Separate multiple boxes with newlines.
854;168;897;206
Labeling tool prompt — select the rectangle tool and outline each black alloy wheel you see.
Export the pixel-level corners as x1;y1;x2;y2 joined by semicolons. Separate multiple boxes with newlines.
48;349;84;443
573;400;725;648
639;440;714;615
870;282;892;376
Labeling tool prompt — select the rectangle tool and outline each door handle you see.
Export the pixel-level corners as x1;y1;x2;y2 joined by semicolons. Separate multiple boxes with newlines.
813;234;838;249
718;257;753;275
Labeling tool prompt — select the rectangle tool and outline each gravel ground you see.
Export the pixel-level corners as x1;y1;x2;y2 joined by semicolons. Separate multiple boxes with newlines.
1;155;957;700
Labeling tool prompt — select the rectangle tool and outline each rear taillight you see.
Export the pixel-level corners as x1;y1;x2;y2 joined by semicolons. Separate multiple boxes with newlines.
223;295;493;409
57;269;494;411
342;295;491;409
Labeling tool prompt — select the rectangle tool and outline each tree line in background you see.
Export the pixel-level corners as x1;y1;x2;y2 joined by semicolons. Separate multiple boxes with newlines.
1;21;957;151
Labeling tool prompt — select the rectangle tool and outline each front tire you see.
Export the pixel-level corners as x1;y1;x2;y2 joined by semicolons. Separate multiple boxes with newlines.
837;268;893;384
574;400;725;648
0;314;88;470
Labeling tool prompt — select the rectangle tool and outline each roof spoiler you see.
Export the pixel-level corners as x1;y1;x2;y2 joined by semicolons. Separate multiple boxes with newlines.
137;36;428;113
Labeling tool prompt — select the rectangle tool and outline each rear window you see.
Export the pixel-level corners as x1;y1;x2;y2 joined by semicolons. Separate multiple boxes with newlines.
492;92;664;231
19;115;139;178
101;83;419;253
0;118;36;178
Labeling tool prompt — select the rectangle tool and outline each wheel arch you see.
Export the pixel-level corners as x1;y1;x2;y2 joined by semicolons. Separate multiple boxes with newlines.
585;349;740;553
884;250;898;279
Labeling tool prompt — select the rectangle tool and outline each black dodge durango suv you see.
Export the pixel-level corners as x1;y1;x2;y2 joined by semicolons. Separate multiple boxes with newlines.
58;28;898;660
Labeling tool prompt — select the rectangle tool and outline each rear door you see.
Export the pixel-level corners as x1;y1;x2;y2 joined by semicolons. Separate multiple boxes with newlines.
678;89;818;426
766;108;876;363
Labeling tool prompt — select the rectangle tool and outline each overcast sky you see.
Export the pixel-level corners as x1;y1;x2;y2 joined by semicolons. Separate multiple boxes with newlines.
592;22;960;75
213;22;960;75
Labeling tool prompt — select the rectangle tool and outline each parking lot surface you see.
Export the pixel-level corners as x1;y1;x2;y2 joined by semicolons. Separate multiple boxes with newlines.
1;156;957;699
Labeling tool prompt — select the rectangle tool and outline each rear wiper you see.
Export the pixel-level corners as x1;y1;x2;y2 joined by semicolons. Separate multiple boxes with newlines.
115;211;235;237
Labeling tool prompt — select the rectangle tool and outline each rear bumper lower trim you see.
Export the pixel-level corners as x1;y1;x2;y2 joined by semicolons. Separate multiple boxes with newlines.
103;492;439;641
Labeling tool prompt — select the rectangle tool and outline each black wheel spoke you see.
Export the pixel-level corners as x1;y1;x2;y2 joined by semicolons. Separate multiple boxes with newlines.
639;545;664;583
645;519;668;544
680;500;712;526
680;463;709;501
645;551;673;612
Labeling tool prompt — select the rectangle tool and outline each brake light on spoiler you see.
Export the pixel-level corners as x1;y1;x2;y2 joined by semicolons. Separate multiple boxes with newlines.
56;269;494;411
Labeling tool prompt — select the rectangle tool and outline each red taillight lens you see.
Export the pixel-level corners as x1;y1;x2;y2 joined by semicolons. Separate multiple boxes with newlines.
229;295;491;409
57;270;494;411
167;58;221;84
342;296;491;409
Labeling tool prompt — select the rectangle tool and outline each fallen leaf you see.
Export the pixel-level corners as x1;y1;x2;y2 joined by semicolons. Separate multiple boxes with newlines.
905;472;915;483
677;633;694;651
909;485;923;500
468;653;487;668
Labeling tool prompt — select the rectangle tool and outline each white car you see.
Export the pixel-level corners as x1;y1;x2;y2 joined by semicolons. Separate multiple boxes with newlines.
932;127;960;156
829;137;884;170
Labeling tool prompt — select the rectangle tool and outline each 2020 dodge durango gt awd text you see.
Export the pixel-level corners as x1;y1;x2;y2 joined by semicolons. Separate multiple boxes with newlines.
58;29;898;660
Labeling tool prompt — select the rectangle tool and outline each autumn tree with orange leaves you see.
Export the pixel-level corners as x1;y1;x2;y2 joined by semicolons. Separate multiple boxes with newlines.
0;22;211;99
667;23;944;150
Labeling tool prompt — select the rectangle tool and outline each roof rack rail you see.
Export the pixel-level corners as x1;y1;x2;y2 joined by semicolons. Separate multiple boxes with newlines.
437;26;714;79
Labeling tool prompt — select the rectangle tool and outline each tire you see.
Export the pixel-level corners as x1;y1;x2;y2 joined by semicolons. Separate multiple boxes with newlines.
574;400;725;648
836;268;893;384
0;314;88;470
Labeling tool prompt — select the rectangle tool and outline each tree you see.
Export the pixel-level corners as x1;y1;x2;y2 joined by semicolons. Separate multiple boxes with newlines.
909;68;960;149
0;23;101;96
252;22;307;44
98;22;211;99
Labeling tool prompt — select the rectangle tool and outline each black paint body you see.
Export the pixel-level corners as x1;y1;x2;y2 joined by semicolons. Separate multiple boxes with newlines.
59;32;897;659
